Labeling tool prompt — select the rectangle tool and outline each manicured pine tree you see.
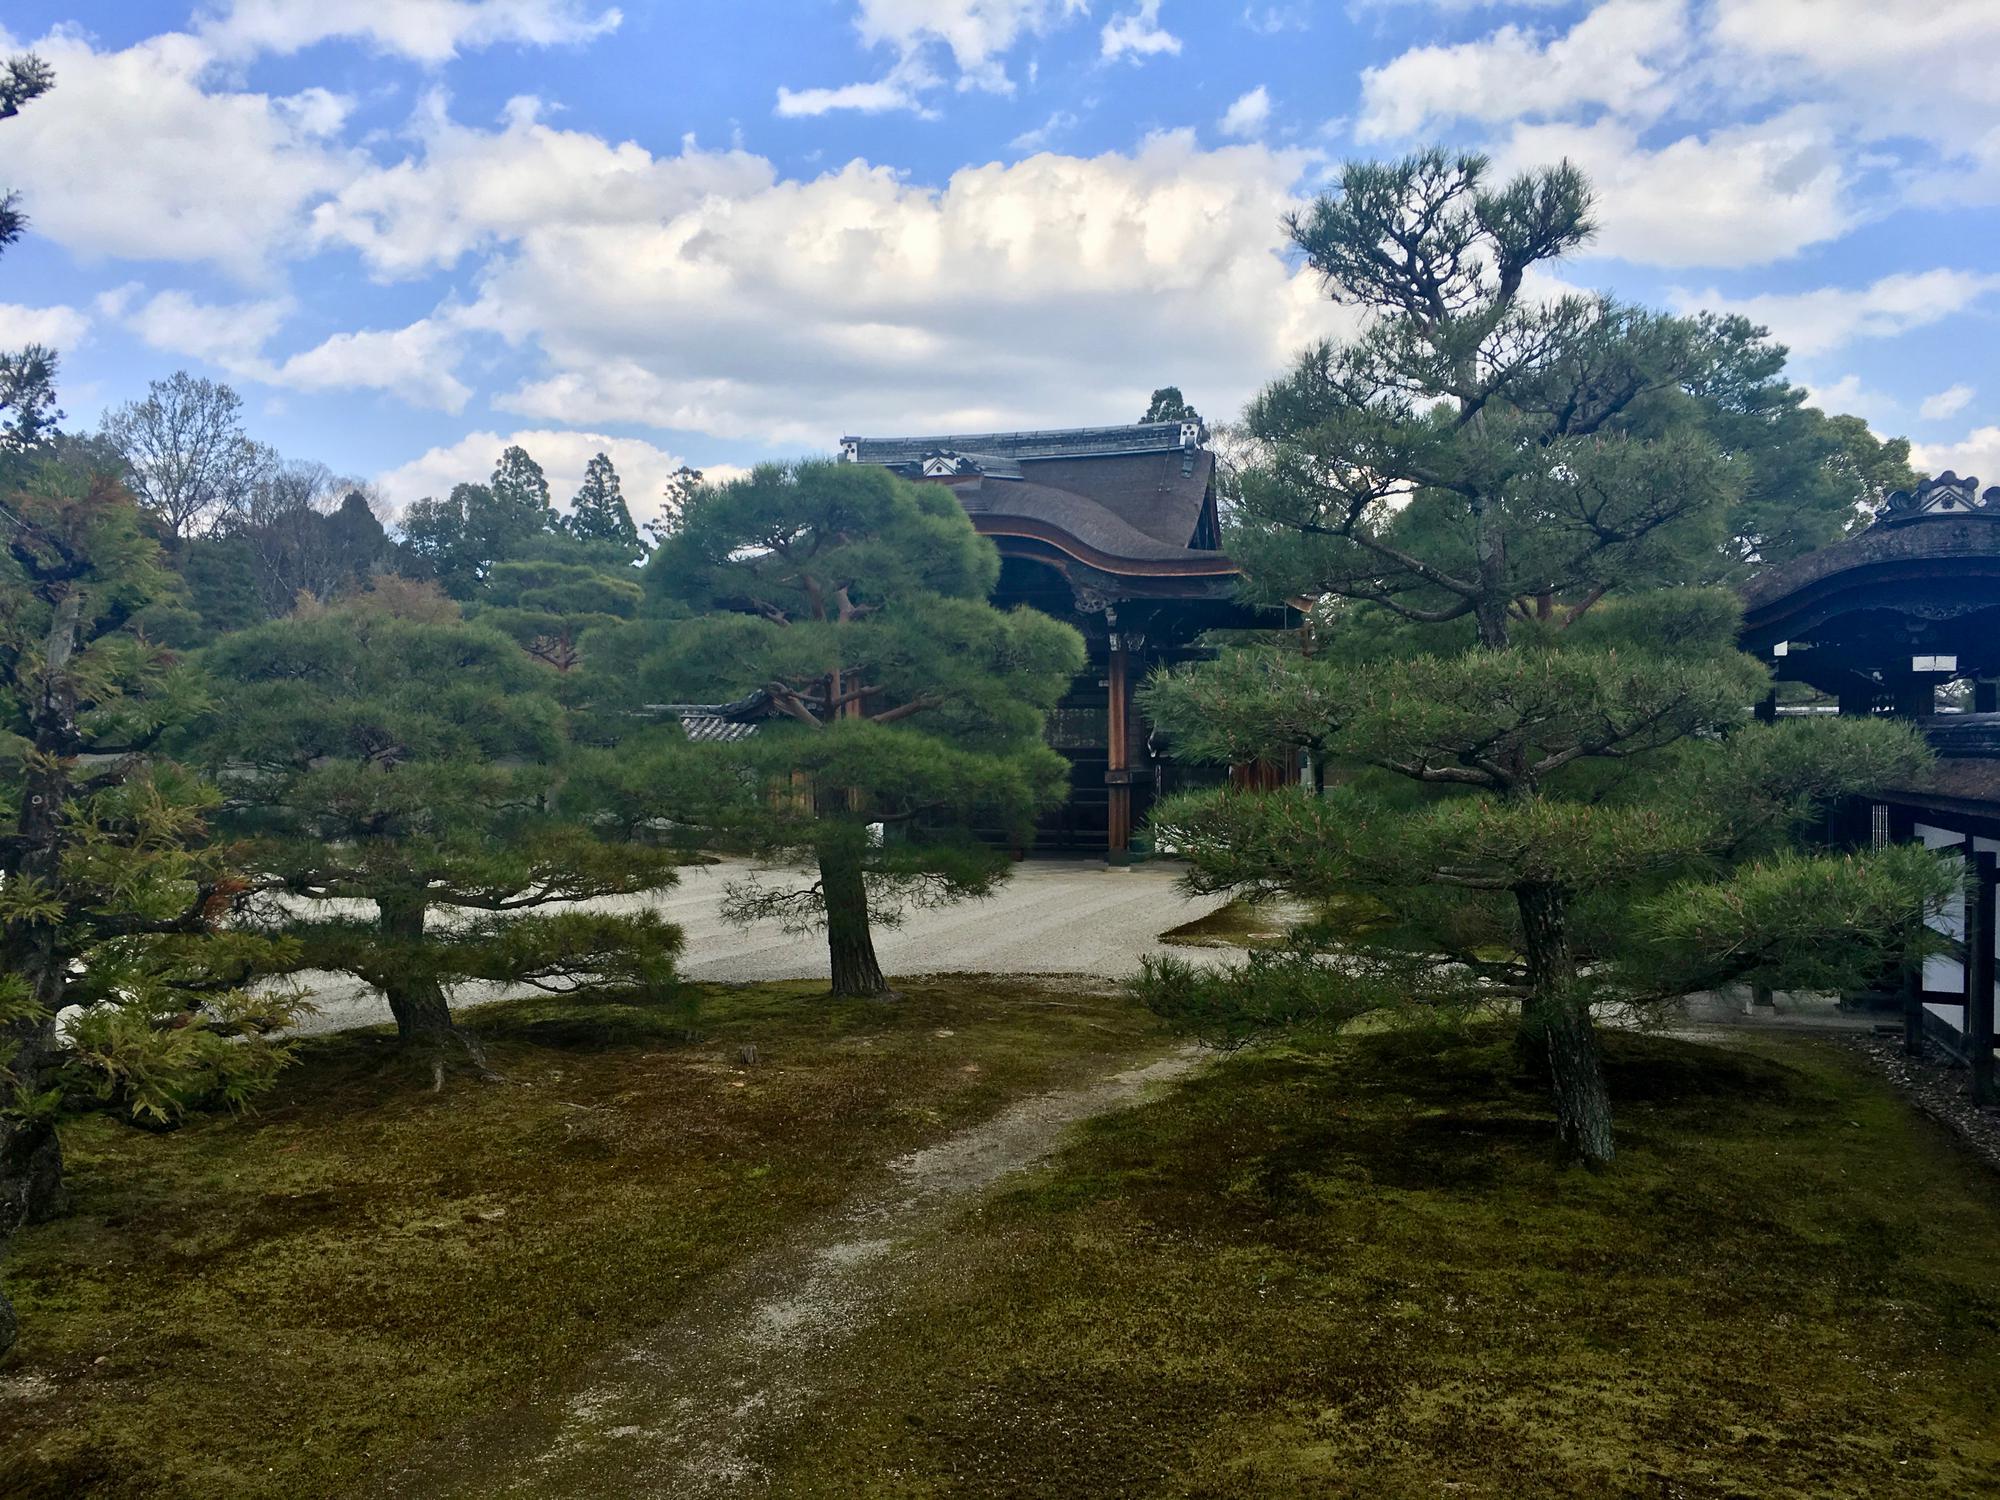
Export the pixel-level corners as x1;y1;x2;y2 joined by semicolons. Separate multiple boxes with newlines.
476;557;641;674
565;452;642;557
0;455;300;1355
193;586;685;1068
583;462;1083;997
1141;151;1950;1168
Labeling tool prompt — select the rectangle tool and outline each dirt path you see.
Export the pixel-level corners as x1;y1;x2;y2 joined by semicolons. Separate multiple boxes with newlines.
383;1045;1206;1498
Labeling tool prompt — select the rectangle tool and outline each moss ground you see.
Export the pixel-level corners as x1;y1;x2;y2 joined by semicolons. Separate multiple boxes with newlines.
764;1027;2000;1499
5;996;1999;1499
1157;898;1291;949
0;978;1162;1498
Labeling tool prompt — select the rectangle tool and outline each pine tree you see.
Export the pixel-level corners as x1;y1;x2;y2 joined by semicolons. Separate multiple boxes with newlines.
487;444;557;541
1142;386;1202;428
565;452;642;557
583;462;1083;997
476;558;642;674
1;54;60;455
0;456;300;1354
1139;151;1952;1168
192;588;685;1068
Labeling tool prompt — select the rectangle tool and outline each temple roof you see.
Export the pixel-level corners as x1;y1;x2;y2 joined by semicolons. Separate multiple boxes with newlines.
841;421;1232;580
1739;473;2000;652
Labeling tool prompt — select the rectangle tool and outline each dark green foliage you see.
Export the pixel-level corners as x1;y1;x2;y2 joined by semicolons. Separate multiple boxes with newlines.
474;557;641;673
0;51;55;257
176;535;264;636
400;446;589;599
1;55;58;452
191;590;685;1050
1147;597;1949;1166
1611;314;1919;573
585;461;1083;995
564;451;642;557
0;346;61;453
1142;386;1202;427
0;456;301;1352
1145;150;1946;1168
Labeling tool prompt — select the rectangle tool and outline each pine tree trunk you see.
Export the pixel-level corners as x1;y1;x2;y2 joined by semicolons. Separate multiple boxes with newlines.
376;891;457;1042
0;595;85;1237
1515;881;1615;1170
0;932;68;1234
0;598;86;1353
819;846;889;998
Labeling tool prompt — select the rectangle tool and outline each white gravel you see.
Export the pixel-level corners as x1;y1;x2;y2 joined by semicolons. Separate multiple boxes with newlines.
286;857;1230;1035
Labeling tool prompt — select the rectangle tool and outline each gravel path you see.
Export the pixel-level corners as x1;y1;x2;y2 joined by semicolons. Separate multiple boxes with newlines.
381;1044;1207;1498
288;858;1229;1035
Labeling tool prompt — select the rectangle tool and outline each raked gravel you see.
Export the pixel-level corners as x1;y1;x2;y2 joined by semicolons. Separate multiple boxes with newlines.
284;857;1231;1035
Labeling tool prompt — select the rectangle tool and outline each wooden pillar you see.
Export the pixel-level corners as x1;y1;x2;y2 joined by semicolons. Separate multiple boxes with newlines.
1903;920;1926;1058
1754;690;1778;724
1976;679;1999;714
1838;682;1875;717
1892;675;1935;719
1105;637;1131;859
1968;850;1997;1106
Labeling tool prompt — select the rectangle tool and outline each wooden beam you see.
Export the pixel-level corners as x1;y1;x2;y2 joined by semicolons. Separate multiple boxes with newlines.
1969;850;1997;1106
1106;640;1130;858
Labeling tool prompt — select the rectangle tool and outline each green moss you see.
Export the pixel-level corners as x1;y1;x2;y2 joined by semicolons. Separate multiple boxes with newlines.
0;979;1163;1499
766;1028;2000;1498
1159;898;1292;950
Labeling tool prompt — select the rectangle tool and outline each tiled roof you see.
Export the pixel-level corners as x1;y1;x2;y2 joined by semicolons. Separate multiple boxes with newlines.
841;422;1229;577
676;715;760;743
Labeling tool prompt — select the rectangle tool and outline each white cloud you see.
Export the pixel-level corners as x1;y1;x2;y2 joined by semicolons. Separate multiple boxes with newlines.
1712;1;2000;153
120;289;295;372
272;319;474;412
457;131;1349;446
2;30;357;278
1912;425;2000;488
840;0;1087;96
373;428;731;528
1241;5;1311;35
1671;269;2000;358
115;289;471;411
1493;112;1852;268
313;94;774;277
1010;109;1080;152
0;302;91;348
1357;0;1687;141
1101;1;1182;62
1219;86;1272;141
1802;373;1897;424
195;0;622;63
777;75;934;119
1922;384;1977;421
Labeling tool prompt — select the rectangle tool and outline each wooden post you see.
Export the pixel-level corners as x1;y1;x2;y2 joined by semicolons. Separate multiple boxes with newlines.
1968;850;1997;1106
1838;682;1875;718
1892;675;1935;719
1105;636;1130;859
1754;690;1778;724
1976;679;1999;714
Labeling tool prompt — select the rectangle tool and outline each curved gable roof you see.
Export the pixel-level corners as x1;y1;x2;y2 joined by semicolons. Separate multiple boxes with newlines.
843;423;1233;580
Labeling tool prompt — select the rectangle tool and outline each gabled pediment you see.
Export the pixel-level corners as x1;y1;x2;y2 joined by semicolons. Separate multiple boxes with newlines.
1878;471;2000;525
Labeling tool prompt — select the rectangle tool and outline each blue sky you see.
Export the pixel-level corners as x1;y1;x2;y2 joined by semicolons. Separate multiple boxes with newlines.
3;1;1997;524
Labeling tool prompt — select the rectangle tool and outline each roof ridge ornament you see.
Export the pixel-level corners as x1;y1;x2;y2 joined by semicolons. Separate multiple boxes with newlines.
1877;470;2000;526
